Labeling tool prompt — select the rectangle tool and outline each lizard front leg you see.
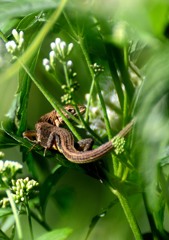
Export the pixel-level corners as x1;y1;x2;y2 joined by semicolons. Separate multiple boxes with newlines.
46;131;62;152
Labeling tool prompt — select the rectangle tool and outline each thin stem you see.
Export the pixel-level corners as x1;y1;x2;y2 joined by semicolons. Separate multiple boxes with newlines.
74;104;103;144
6;190;23;240
116;162;123;178
109;186;143;240
0;30;8;42
63;62;71;88
94;76;113;139
119;48;134;103
121;167;129;182
25;201;34;240
77;33;122;173
30;210;51;231
0;0;68;85
122;92;128;126
19;61;81;140
55;59;98;141
63;13;104;143
104;43;124;109
79;39;121;173
79;40;113;139
85;78;95;122
55;61;98;141
63;12;78;41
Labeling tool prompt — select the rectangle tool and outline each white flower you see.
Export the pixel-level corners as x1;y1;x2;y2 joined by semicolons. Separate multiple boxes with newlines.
44;64;51;71
43;58;49;66
67;43;74;55
6;29;24;55
12;29;19;42
18;37;24;49
50;42;56;50
67;60;73;68
19;31;24;39
5;41;17;53
43;37;74;71
49;50;56;64
55;38;61;45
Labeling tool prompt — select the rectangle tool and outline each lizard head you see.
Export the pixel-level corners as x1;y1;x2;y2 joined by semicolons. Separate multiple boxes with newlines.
38;104;86;127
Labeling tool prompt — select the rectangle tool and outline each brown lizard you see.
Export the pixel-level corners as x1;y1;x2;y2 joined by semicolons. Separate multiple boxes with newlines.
23;105;134;164
38;104;86;127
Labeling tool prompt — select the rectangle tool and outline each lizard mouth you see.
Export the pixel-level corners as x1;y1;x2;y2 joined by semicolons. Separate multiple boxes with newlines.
23;130;37;141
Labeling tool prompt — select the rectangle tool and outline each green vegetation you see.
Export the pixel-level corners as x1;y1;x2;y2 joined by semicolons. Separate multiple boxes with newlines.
0;0;169;239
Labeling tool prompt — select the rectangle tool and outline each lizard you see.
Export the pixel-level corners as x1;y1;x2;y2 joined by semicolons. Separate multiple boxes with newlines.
23;105;134;164
38;104;86;127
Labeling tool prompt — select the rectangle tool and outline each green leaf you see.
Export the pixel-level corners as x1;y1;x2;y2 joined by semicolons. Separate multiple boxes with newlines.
40;165;67;212
0;109;18;148
0;0;60;23
12;16;43;134
0;208;12;218
0;229;10;240
0;121;37;150
22;150;48;178
35;228;73;240
17;12;45;31
135;45;169;238
0;129;17;148
53;186;75;211
85;199;118;240
16;55;40;135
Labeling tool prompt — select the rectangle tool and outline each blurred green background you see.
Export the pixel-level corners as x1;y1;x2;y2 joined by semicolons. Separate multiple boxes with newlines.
1;0;169;239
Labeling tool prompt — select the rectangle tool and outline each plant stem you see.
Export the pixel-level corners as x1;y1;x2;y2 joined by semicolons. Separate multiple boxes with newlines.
0;0;68;84
79;40;113;139
109;186;143;240
104;43;124;109
30;210;51;231
19;61;81;140
79;39;121;173
63;62;71;88
85;78;95;122
64;12;111;144
6;190;23;240
25;201;34;240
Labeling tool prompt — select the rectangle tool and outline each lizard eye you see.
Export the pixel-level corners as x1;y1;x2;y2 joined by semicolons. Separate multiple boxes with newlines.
68;108;75;114
48;119;54;124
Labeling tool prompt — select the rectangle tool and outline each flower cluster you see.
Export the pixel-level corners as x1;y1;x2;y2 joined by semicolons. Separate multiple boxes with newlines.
0;160;39;208
11;177;39;204
43;37;79;104
61;82;79;104
91;63;104;75
112;136;125;155
43;37;74;71
5;29;24;57
0;178;39;208
61;60;79;104
0;160;23;185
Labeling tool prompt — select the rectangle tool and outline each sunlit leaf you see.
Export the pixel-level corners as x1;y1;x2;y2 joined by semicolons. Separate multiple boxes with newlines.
35;228;73;240
0;0;60;23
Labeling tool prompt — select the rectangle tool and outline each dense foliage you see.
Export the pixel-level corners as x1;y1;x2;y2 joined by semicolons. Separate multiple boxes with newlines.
0;0;169;239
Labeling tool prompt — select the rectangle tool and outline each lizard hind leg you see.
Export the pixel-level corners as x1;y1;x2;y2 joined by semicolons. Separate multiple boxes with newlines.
75;138;94;151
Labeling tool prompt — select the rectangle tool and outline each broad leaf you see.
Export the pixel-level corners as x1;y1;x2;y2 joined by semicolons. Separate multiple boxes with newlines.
35;228;73;240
